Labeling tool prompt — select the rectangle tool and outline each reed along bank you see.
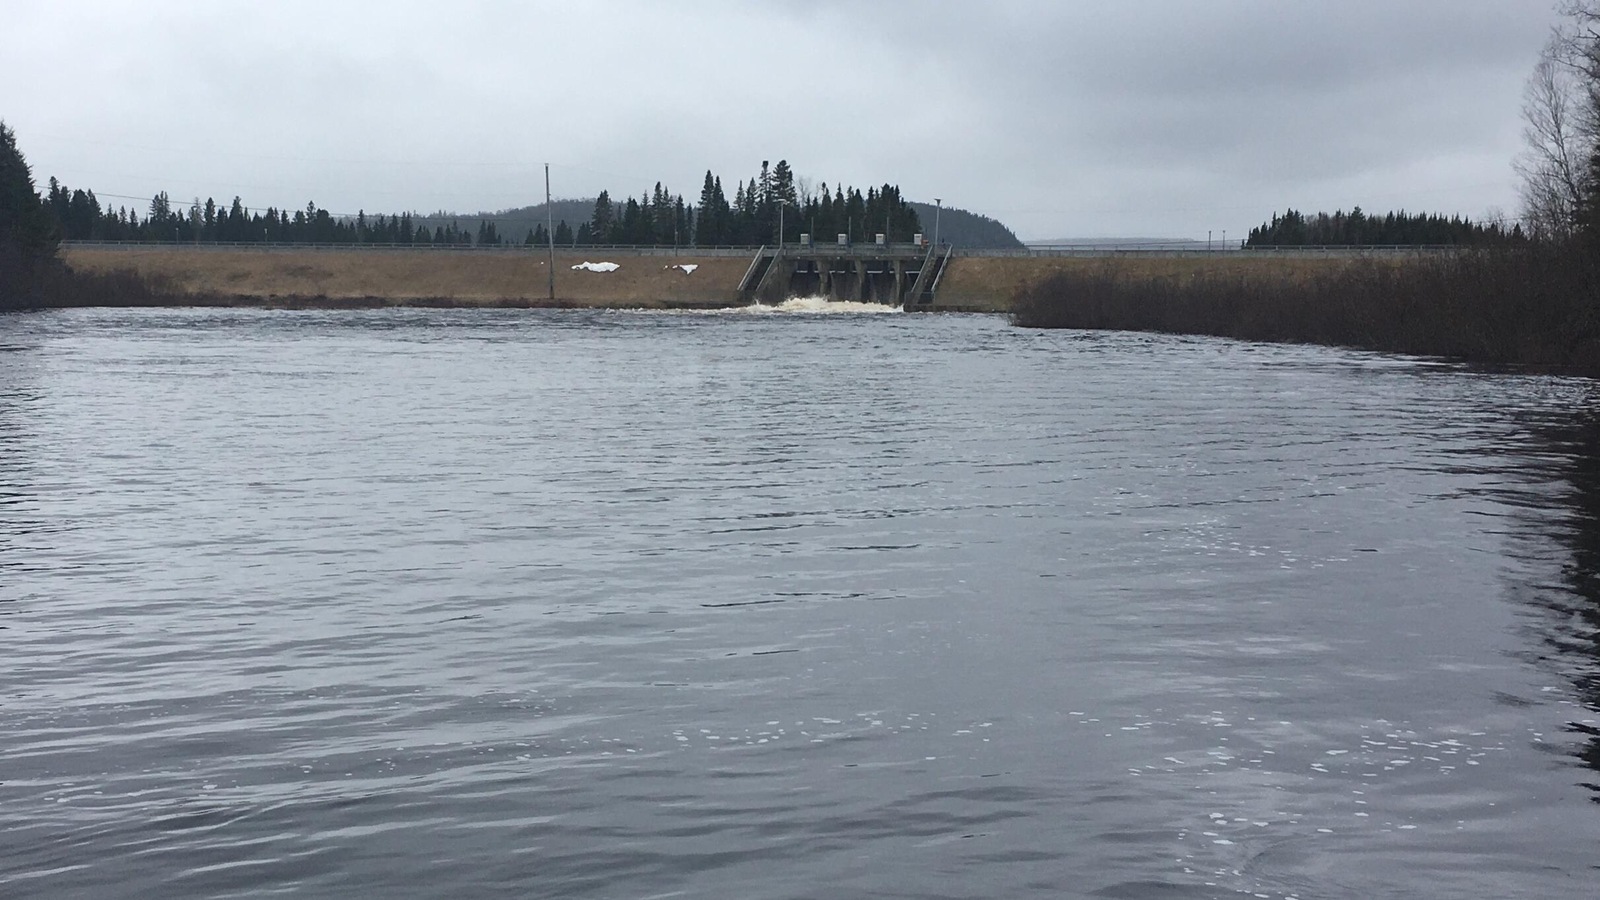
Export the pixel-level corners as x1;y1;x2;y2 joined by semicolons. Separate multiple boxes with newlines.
1010;247;1600;376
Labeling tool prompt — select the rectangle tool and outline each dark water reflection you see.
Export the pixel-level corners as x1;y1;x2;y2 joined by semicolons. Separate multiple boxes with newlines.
1;308;1598;899
1499;408;1600;799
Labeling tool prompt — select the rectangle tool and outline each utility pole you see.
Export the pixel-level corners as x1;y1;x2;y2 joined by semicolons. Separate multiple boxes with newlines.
933;198;942;248
545;163;555;302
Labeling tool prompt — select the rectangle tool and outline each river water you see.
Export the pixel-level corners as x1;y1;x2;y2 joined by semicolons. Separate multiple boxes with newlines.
2;307;1597;899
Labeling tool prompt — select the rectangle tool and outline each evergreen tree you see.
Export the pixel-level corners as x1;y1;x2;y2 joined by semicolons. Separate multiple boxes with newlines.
771;160;797;206
619;196;648;244
696;171;721;245
590;191;614;242
0;122;60;292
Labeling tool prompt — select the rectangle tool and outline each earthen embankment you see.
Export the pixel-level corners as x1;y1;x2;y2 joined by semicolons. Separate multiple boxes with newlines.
59;245;1405;312
60;247;752;308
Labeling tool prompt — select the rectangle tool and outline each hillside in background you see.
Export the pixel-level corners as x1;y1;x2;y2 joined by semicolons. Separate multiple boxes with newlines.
414;198;1025;249
907;202;1025;249
413;200;596;245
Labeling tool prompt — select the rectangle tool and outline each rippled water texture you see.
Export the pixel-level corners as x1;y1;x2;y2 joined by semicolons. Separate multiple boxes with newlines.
2;308;1598;898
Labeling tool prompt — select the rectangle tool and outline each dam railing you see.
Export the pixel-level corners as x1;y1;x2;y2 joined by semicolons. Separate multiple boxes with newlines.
61;241;1479;260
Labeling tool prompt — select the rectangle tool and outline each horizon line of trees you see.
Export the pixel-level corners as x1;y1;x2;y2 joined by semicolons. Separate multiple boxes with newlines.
1245;207;1527;248
36;157;922;249
46;180;522;247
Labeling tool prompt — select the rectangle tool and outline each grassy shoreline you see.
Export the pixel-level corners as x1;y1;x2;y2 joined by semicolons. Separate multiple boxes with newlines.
2;265;748;311
53;247;752;308
1010;248;1600;376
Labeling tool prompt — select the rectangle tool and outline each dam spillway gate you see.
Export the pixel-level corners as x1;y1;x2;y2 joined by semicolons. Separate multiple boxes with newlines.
738;243;952;309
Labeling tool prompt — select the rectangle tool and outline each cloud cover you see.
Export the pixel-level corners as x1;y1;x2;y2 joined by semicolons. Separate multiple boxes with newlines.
4;0;1560;239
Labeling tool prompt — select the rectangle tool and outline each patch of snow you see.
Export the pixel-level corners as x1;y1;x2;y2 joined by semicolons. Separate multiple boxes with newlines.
572;261;620;273
665;263;698;274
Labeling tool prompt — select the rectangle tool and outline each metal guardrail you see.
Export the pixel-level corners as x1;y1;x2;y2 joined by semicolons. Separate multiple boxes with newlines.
963;245;1476;258
929;243;954;296
736;246;768;294
61;241;1482;259
59;241;763;257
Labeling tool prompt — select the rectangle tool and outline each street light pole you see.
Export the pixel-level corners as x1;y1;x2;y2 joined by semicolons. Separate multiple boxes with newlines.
933;198;942;248
545;163;555;302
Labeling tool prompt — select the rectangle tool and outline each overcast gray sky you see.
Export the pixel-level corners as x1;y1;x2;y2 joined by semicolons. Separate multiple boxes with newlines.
5;1;1562;240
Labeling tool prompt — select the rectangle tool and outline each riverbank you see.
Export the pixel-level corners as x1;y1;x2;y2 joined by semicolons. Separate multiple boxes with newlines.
935;253;1372;311
1010;247;1600;375
52;245;1388;312
57;247;753;309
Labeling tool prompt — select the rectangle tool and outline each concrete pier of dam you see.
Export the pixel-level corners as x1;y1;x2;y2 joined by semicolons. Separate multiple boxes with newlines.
58;243;1435;312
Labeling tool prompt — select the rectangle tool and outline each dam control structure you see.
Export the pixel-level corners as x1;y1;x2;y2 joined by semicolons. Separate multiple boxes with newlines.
737;238;953;309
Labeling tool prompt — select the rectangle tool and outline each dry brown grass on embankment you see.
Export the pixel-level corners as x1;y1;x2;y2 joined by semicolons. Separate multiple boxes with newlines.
58;248;753;308
1010;248;1600;375
933;254;1375;312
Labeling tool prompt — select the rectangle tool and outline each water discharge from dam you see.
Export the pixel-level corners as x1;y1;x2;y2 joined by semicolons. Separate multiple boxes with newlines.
737;295;903;314
0;307;1596;898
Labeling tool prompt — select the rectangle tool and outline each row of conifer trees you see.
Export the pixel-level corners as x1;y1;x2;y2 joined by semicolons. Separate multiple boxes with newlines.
34;157;921;249
1244;208;1526;247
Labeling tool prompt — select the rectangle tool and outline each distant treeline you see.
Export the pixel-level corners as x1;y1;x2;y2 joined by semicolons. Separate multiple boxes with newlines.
39;158;925;249
47;180;526;247
1245;208;1526;248
540;159;922;247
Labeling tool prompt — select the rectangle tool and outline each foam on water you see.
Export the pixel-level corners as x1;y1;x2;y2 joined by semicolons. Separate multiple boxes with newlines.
745;295;902;314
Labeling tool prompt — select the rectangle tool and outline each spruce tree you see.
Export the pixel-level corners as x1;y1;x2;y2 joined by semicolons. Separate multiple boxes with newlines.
590;191;614;241
771;160;797;206
0;122;60;297
697;171;720;245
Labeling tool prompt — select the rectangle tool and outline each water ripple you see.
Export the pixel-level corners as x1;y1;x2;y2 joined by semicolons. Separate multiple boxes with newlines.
1;308;1597;898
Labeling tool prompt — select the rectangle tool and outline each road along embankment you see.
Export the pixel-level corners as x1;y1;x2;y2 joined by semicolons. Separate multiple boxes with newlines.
60;246;754;308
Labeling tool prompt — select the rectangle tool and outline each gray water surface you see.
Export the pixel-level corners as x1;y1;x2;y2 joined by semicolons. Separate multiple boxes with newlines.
2;308;1597;898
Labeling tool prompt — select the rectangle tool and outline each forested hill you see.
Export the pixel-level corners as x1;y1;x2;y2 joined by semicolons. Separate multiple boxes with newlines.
427;199;1025;249
412;200;594;246
907;202;1025;249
